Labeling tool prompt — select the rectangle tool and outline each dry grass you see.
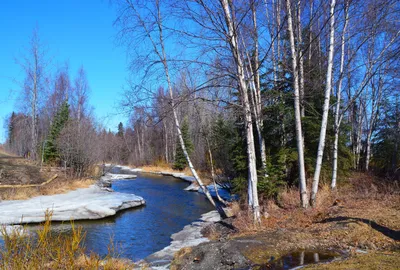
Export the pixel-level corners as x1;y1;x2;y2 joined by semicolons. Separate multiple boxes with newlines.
228;173;400;252
0;212;133;270
0;177;96;200
1;149;98;201
304;251;400;270
170;247;193;270
140;165;193;175
137;164;213;185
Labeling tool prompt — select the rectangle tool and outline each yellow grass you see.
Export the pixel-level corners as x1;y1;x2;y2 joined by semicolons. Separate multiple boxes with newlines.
1;211;134;269
139;165;193;175
0;178;96;200
304;251;400;270
136;165;213;185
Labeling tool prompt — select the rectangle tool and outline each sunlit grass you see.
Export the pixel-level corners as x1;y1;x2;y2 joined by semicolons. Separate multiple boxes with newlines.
0;178;96;201
0;211;134;269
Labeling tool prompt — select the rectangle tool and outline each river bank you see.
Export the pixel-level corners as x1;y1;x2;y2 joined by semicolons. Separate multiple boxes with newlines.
0;172;144;225
107;164;235;201
170;173;400;269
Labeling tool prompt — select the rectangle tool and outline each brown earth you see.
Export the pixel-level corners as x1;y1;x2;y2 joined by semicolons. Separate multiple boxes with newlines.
172;173;400;269
0;150;48;186
0;149;95;200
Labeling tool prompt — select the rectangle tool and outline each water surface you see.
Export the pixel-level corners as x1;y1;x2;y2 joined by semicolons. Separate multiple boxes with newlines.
50;173;214;261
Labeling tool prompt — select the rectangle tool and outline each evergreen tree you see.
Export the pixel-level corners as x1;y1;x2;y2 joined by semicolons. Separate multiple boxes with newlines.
43;101;69;163
373;96;400;178
8;112;16;147
117;122;130;164
117;122;124;137
173;119;193;170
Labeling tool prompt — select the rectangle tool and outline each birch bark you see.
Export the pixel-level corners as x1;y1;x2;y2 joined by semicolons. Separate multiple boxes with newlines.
331;1;349;189
310;0;336;206
122;0;223;216
286;0;309;208
220;0;261;223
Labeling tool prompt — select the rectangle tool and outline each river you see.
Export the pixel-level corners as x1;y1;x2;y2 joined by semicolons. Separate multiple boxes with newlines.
48;172;214;261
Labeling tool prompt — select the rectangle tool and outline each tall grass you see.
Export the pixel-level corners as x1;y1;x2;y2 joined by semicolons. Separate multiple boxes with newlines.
0;178;96;201
0;211;133;269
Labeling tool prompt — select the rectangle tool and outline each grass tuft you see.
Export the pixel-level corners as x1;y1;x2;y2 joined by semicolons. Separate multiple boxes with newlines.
0;210;133;269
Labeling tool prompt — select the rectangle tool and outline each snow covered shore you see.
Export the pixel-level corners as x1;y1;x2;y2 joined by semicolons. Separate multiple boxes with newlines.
0;173;144;225
144;210;221;269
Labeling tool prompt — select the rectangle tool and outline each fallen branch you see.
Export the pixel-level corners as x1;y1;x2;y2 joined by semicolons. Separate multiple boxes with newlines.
0;174;58;189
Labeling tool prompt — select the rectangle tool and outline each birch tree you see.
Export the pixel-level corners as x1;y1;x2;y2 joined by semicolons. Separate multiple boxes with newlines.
114;0;226;218
18;28;49;160
285;0;309;208
72;66;90;127
310;0;336;206
251;0;268;175
331;0;349;189
218;0;261;223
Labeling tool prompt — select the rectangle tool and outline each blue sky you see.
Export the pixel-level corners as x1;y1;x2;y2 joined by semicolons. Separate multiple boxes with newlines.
0;0;130;143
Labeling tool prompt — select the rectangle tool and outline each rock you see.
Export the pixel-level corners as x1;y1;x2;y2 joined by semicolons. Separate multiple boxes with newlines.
0;185;145;225
201;217;237;240
171;240;251;270
144;210;221;269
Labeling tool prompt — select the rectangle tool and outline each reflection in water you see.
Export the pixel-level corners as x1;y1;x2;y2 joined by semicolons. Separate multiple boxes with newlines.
264;250;337;269
34;173;214;261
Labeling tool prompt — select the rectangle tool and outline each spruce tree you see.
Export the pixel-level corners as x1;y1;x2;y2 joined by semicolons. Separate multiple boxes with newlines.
117;122;130;164
44;101;69;163
117;122;124;137
173;119;193;170
8;112;15;147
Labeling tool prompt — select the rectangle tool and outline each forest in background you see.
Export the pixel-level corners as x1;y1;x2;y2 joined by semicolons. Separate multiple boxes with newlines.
3;0;400;222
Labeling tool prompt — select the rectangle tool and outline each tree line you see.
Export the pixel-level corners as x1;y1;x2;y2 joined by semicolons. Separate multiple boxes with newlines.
3;0;400;222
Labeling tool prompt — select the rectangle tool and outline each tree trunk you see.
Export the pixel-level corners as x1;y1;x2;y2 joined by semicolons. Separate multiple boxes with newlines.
206;137;228;205
310;0;336;206
220;0;261;223
297;0;305;118
152;4;224;218
286;0;309;208
31;45;39;160
331;0;349;189
251;1;268;174
163;120;169;163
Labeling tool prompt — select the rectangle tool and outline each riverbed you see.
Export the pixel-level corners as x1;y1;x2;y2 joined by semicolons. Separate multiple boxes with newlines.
44;172;214;261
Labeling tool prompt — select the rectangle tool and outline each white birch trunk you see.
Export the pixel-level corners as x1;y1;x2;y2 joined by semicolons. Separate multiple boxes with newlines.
310;0;336;206
331;1;349;189
163;120;169;163
251;2;268;174
286;0;309;208
297;0;305;118
365;77;383;170
220;0;261;223
150;3;224;217
355;99;364;169
206;137;228;205
31;43;39;160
